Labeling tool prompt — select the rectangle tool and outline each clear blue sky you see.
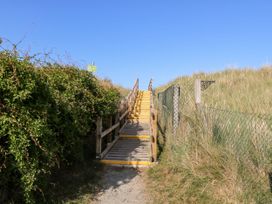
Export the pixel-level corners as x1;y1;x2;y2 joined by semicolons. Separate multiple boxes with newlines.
1;1;272;89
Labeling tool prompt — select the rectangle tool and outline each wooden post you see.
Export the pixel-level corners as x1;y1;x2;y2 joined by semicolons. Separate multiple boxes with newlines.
107;115;113;144
195;79;201;105
114;112;120;138
153;110;158;162
173;85;180;136
96;117;102;159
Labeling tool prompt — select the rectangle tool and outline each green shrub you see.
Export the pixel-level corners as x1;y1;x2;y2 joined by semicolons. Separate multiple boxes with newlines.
0;51;120;203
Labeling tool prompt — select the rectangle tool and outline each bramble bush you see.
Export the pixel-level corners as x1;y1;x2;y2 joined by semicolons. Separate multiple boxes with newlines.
0;50;120;203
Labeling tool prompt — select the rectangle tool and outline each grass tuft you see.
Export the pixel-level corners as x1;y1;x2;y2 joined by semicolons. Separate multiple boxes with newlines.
149;66;272;203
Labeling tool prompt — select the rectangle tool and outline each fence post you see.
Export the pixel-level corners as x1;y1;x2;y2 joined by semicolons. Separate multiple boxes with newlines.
96;117;102;159
153;109;158;162
195;79;201;106
173;85;180;136
107;115;113;144
114;112;120;138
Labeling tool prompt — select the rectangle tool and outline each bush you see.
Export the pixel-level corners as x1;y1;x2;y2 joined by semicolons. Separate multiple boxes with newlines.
0;51;120;203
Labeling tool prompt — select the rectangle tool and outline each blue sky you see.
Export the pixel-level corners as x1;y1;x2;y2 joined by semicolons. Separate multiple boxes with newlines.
1;1;272;89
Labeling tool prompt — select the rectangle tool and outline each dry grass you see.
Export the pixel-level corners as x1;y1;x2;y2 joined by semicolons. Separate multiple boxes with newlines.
148;66;272;203
98;78;130;98
156;66;272;114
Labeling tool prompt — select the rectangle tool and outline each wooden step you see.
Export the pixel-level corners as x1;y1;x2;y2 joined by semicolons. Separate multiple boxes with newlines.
128;117;150;119
101;110;152;167
120;122;150;136
128;119;150;123
102;139;151;167
130;114;150;117
100;160;151;167
120;135;150;140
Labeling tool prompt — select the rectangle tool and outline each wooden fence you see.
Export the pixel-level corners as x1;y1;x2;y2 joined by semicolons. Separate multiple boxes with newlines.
96;79;139;159
148;79;158;162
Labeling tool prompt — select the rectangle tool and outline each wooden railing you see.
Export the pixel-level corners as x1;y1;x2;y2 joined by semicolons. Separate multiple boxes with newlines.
148;79;158;162
96;79;139;159
148;79;153;91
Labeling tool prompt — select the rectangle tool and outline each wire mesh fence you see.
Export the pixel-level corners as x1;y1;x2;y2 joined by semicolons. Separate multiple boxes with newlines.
156;79;272;202
157;85;180;135
157;86;175;130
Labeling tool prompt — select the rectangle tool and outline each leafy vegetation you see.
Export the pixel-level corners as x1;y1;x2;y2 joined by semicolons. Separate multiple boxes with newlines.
149;67;272;203
99;78;130;98
0;50;121;203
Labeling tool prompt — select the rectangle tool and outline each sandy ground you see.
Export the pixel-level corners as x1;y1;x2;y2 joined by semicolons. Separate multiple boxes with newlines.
92;166;151;204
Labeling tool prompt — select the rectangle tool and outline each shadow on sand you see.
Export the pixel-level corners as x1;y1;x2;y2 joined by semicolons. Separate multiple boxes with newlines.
44;161;140;203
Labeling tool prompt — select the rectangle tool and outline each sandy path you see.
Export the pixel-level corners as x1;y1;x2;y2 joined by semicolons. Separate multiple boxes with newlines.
93;166;151;204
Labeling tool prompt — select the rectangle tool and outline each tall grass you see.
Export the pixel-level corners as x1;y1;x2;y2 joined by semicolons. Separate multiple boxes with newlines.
148;66;272;203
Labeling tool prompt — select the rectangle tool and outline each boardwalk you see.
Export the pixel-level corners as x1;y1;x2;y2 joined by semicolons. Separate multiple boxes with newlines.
101;90;153;167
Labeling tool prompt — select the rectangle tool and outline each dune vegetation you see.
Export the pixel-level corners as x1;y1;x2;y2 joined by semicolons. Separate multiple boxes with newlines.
148;67;272;203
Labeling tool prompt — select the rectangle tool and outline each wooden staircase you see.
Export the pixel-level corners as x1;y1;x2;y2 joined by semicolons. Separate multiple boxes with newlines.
101;90;153;167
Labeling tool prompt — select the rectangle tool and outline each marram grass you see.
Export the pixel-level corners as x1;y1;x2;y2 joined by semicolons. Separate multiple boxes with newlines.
149;66;272;204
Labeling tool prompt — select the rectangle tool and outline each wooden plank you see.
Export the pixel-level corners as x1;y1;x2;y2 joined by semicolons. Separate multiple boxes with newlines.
107;116;113;143
101;122;120;138
153;109;158;162
195;78;201;104
100;136;120;159
110;147;149;150
111;144;149;147
118;120;128;134
109;150;149;154
100;160;151;166
111;148;149;151
120;135;150;140
109;148;149;151
107;152;149;156
108;151;148;154
120;130;150;135
96;117;102;158
104;158;150;161
113;140;149;145
114;112;120;138
105;155;150;158
120;109;129;121
107;156;149;159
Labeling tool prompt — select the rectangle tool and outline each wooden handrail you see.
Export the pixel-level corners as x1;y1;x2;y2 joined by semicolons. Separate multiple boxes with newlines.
101;122;120;138
148;78;153;91
95;78;139;159
148;79;158;162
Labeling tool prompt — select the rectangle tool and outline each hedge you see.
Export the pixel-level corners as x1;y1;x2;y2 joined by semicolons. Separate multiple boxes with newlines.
0;51;120;203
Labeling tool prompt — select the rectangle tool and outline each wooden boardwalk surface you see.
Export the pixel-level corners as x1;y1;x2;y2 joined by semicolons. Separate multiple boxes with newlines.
101;91;153;167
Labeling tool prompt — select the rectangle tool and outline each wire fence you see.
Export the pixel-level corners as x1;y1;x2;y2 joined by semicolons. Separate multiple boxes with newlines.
157;79;272;202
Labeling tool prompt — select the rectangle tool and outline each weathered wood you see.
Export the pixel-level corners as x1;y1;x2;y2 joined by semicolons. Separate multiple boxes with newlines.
101;122;120;138
96;117;102;158
114;112;120;138
100;87;157;166
153;109;158;161
148;79;158;162
96;78;139;161
107;116;113;143
195;78;201;104
173;85;180;136
103;139;151;161
100;136;119;159
120;109;129;121
148;78;153;91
